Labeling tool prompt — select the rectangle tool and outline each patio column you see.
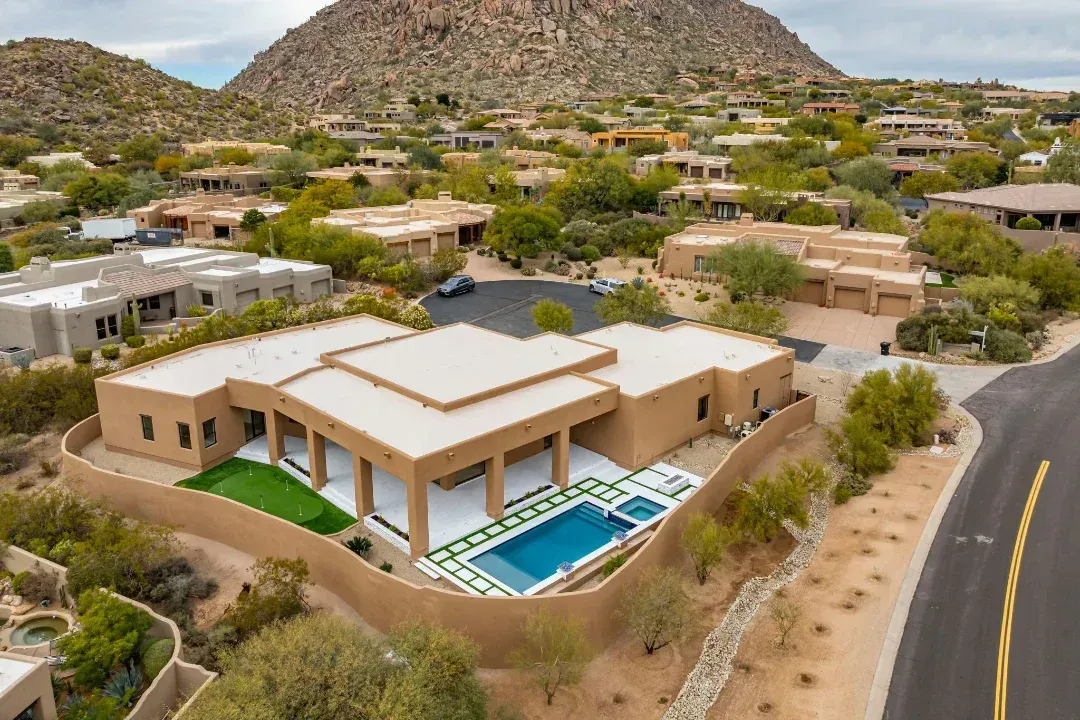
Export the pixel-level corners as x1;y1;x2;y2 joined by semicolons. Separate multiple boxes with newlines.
267;411;286;465
1054;213;1063;231
306;428;327;491
485;454;505;520
406;479;429;558
352;455;374;517
552;428;570;489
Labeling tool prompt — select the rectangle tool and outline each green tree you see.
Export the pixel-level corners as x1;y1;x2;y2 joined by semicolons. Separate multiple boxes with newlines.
680;513;733;585
0;135;41;166
239;208;268;233
595;284;672;326
531;299;574;334
1013;246;1080;310
701;301;788;337
619;566;691;654
65;515;178;598
1044;139;1080;184
18;200;60;224
225;557;310;637
733;472;810;543
270;151;319;186
704;240;806;300
900;171;962;199
216;147;257;166
298;179;358;210
407;144;443;170
945;152;1005;190
366;186;410;207
845;364;939;447
833;157;895;199
626;138;669;157
861;205;908;235
485;205;563;256
958;275;1041;313
64;173;131;210
918;210;1020;276
784;202;839;226
510;610;592;706
577;117;605;134
58;589;152;688
117;134;164;164
543;157;634;218
827;413;896;479
735;166;801;221
0;243;12;273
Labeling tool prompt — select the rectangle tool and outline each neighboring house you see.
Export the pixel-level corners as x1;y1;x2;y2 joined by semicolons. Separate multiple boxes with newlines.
634;151;731;181
742;116;792;134
0;190;68;225
309;114;383;141
524;127;593;150
364;103;417;123
868;115;967;140
981;107;1032;121
497;167;566;200
1038;112;1080;129
307;164;408;189
726;93;784;110
0;170;40;191
676;97;718;111
880;106;933;117
354;147;410;169
659;219;925;317
800;102;860;115
315;192;495;254
181;141;291;157
711;134;840;156
178;165;273;196
591;127;690;151
926;184;1080;235
129;192;287;241
873;137;998;159
430;131;506;149
0;652;56;720
93;317;796;559
22;152;96;169
501;148;558;169
657;182;852;228
0;247;333;357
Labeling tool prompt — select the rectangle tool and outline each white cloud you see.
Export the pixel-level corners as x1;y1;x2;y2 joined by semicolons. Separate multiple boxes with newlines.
0;0;337;85
750;0;1080;90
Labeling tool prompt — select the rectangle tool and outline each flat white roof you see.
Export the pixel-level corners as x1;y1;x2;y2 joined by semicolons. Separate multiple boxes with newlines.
282;367;607;457
0;279;103;309
255;258;325;275
0;655;35;695
579;323;786;395
112;316;413;396
333;324;609;405
134;247;217;265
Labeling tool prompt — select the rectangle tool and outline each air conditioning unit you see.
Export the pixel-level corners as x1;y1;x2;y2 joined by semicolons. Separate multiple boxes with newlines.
658;474;689;494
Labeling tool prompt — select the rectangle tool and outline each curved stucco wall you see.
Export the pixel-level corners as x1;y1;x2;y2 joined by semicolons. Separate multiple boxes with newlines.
62;396;815;667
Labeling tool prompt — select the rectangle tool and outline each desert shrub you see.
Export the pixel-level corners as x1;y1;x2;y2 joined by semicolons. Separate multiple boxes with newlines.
580;244;602;262
72;347;92;364
619;566;690;654
120;315;136;338
1026;331;1046;351
680;513;732;585
694;292;709;302
0;363;105;435
733;472;810;543
141;638;174;680
99;344;120;360
225;557;309;638
827;413;896;480
846;364;939;447
1015;217;1042;230
510;257;523;269
13;566;56;603
601;553;627;577
59;589;153;688
125;335;146;348
701;301;788;337
511;610;592;705
895;305;990;352
344;536;372;558
985;328;1032;363
563;246;583;261
380;561;393;573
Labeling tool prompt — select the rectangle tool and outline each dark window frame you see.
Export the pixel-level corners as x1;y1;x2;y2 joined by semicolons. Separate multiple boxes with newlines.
202;418;217;448
95;317;107;340
753;388;760;409
107;314;118;337
178;422;192;450
140;414;154;441
697;394;710;422
201;291;214;306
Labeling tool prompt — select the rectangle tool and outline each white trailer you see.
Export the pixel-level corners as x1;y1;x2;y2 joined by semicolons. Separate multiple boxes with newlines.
81;217;137;242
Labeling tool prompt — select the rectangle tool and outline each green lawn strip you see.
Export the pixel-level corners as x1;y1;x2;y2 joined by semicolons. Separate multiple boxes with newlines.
926;272;957;288
177;458;355;535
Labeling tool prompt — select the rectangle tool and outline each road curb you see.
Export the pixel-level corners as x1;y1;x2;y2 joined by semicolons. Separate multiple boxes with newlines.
862;405;984;720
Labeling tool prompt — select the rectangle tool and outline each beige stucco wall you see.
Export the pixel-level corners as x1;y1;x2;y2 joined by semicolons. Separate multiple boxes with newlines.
0;653;55;720
62;395;816;667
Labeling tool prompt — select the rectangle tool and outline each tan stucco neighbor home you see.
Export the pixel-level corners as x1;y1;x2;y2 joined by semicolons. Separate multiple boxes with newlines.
0;652;57;720
926;183;1080;234
129;192;289;241
0;247;332;358
659;219;925;317
658;182;854;229
178;165;274;197
94;318;796;559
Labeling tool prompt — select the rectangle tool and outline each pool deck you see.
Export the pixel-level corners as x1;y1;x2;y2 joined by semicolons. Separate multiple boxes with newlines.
419;463;704;596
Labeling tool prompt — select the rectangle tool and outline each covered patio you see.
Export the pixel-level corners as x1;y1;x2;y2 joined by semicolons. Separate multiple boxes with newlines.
237;435;624;552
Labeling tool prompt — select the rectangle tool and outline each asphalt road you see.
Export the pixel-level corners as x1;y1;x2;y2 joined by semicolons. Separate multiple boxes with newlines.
421;280;827;362
885;343;1080;719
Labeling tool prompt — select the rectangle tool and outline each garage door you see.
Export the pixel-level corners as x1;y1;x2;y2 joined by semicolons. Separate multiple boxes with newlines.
794;280;825;305
236;289;259;311
273;285;293;298
877;294;911;318
833;287;866;311
311;280;330;298
411;239;431;258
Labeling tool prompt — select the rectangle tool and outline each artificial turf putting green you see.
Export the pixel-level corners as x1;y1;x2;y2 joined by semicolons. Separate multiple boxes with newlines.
177;458;356;535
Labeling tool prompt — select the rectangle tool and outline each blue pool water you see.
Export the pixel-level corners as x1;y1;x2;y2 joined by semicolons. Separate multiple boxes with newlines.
616;496;666;521
472;503;634;593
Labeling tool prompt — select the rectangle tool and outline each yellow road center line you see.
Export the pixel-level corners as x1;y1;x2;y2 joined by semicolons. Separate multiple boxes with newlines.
994;460;1049;720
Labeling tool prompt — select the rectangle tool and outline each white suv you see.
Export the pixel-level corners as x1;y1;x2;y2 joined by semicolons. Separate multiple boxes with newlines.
589;278;628;295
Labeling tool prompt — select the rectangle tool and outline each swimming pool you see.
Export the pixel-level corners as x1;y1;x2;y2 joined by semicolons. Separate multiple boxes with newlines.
472;502;635;594
616;496;667;521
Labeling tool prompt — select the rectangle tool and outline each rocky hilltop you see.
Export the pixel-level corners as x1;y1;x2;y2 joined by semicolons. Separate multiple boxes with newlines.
0;39;299;145
226;0;841;107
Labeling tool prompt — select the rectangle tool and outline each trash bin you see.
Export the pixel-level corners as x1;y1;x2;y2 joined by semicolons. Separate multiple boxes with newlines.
880;341;891;356
760;407;779;422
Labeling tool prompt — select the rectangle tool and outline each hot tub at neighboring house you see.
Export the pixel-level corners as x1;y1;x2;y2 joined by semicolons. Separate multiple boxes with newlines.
1;610;75;649
615;496;667;521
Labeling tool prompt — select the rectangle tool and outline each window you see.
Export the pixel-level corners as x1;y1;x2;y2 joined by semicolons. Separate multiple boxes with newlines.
178;423;192;450
243;410;266;442
201;291;213;306
694;256;705;273
140;415;154;441
753;389;760;409
107;314;118;337
202;418;217;448
95;317;107;340
697;394;710;422
149;296;160;310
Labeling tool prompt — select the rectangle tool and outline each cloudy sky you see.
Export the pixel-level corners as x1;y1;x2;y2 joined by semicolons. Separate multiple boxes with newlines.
1;0;1077;91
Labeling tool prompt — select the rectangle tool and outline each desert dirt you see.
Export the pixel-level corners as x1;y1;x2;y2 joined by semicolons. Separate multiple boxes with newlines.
708;446;959;720
480;425;826;720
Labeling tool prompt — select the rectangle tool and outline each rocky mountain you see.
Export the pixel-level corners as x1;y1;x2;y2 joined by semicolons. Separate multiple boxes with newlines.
226;0;841;108
0;39;301;146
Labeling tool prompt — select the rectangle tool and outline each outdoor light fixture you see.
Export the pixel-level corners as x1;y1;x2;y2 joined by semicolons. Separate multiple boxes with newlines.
447;452;455;459
327;422;334;429
383;452;391;459
653;394;659;400
526;423;533;430
278;396;285;402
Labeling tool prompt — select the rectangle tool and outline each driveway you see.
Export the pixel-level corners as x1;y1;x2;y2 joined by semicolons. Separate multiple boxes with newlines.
421;280;681;338
783;303;900;352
